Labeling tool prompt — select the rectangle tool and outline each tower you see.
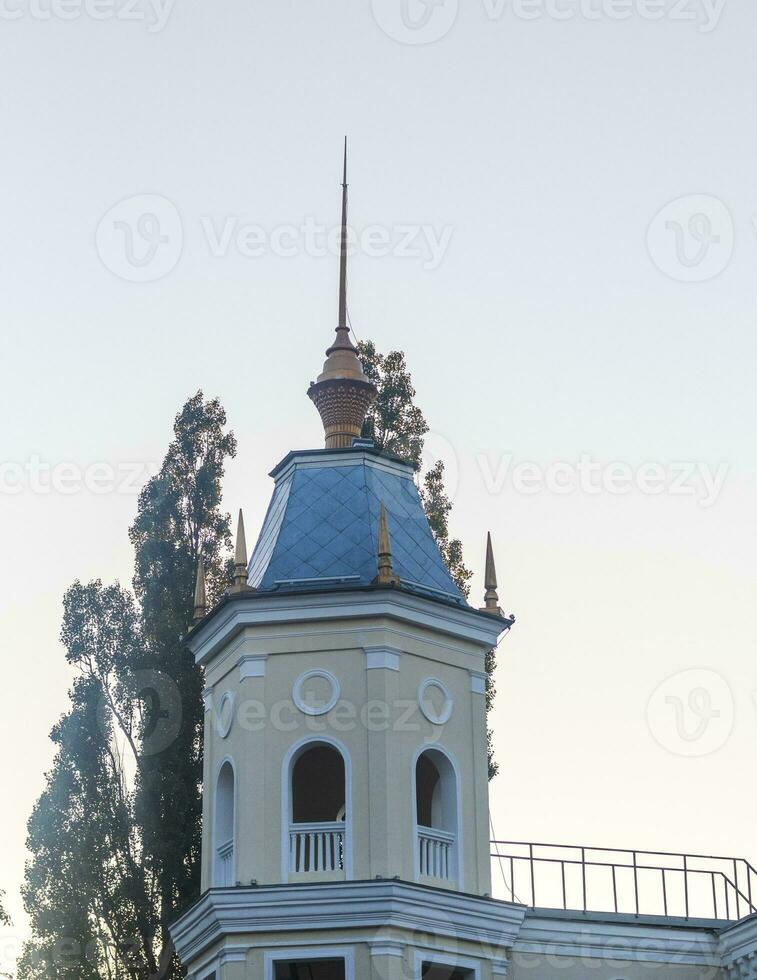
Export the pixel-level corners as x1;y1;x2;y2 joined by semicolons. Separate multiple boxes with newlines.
170;153;516;980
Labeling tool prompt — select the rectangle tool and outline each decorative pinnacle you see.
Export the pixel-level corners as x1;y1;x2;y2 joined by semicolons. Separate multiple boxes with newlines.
307;140;377;449
375;501;399;586
230;509;251;593
193;559;207;622
480;532;504;616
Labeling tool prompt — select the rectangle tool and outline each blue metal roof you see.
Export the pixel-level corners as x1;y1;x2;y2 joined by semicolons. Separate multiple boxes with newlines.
247;448;465;605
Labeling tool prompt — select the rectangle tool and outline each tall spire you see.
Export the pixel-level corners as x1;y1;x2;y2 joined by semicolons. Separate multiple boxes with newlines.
308;141;377;449
193;559;207;622
480;532;504;616
338;136;348;330
230;509;251;593
375;501;399;586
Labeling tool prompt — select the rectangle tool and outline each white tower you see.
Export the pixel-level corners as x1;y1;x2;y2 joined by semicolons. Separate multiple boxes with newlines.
170;155;517;980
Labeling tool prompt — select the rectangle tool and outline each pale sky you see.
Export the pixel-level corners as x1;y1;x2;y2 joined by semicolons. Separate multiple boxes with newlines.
2;0;757;969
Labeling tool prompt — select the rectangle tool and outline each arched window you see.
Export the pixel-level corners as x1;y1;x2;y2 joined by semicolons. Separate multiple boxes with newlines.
292;745;345;823
285;740;350;876
415;748;459;882
213;761;235;886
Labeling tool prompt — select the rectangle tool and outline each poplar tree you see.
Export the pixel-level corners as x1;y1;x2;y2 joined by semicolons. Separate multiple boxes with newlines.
19;393;236;980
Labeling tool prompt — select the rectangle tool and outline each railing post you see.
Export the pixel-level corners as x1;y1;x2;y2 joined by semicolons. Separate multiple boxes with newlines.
633;851;639;917
581;847;587;913
612;865;618;913
683;854;689;919
661;869;668;917
733;859;740;920
530;844;536;908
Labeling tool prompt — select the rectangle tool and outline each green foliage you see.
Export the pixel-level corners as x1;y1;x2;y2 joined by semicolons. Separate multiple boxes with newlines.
358;341;429;470
358;341;497;778
0;890;10;927
20;393;236;980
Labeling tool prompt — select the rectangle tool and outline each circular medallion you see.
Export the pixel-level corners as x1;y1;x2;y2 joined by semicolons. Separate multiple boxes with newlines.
215;690;235;739
418;678;454;725
293;669;341;716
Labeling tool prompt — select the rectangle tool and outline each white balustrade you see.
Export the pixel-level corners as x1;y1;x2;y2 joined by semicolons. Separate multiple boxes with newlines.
216;838;234;886
289;821;345;873
418;826;455;880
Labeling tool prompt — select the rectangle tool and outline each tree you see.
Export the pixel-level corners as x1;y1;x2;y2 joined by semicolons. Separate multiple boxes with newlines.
20;393;236;980
0;891;10;927
357;341;497;778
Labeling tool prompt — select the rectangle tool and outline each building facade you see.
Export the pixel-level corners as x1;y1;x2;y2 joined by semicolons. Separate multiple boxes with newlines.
170;160;757;980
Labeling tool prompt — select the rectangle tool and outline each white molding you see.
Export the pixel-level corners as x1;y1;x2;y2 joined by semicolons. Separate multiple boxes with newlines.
215;690;235;739
492;961;509;977
169;880;526;966
720;913;757;968
470;671;487;695
414;949;482;979
239;654;267;680
292;669;340;716
218;950;246;966
418;677;454;725
364;646;401;671
202;688;214;713
271;448;414;483
188;589;506;666
368;941;405;958
263;945;355;980
280;734;353;881
514;909;723;965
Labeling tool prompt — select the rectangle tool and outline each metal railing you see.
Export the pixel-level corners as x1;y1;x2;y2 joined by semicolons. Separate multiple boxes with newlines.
490;841;757;921
418;826;455;880
289;821;345;873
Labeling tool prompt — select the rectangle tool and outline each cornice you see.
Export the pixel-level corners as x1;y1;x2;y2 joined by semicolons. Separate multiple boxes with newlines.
169;880;526;965
514;908;723;965
187;589;507;666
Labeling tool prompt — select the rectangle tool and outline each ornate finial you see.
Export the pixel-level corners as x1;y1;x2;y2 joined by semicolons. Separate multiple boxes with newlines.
308;140;377;449
230;509;251;593
480;532;504;616
375;501;399;586
193;558;207;622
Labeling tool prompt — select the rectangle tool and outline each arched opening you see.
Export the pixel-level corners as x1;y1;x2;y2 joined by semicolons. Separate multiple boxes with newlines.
287;741;348;875
213;761;235;886
415;748;459;882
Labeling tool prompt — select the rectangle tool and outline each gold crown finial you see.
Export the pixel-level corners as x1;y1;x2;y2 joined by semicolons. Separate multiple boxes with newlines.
193;559;207;622
230;509;251;593
375;501;399;586
480;532;504;616
308;139;377;449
